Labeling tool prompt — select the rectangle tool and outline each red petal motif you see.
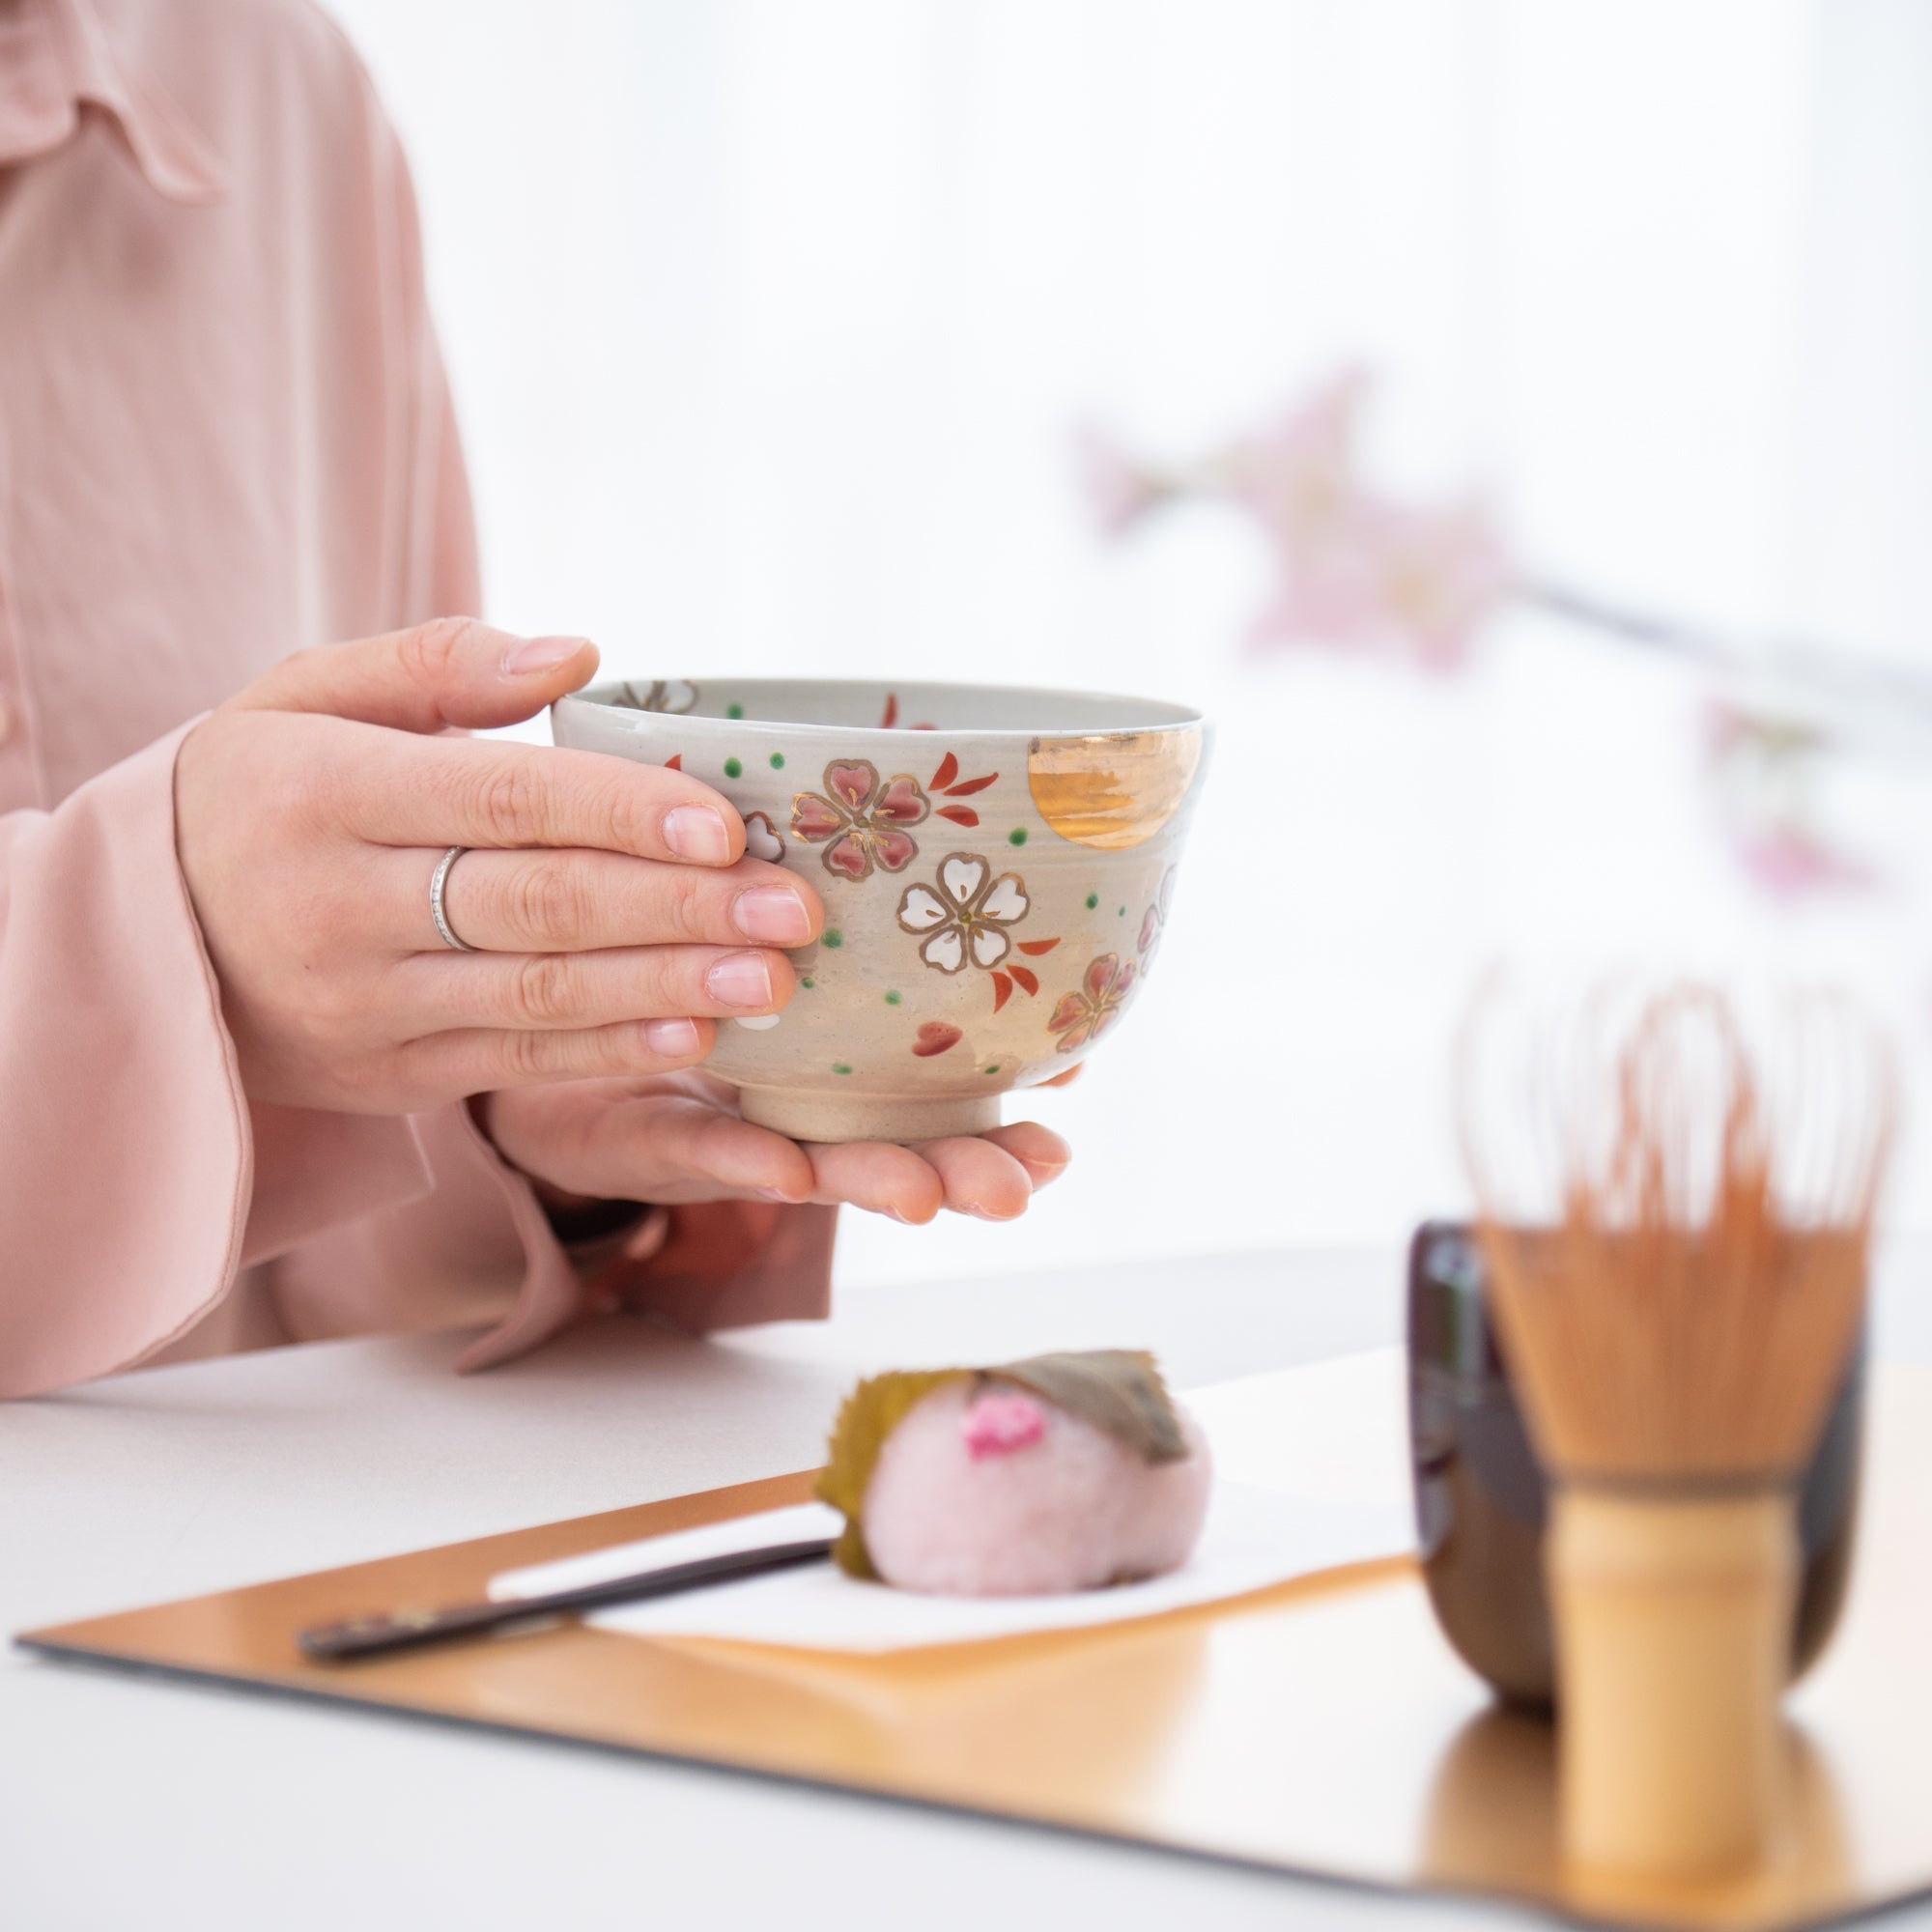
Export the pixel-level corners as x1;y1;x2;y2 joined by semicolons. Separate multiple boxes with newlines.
824;833;872;880
873;775;930;825
991;972;1014;1013
826;761;876;810
1016;938;1060;956
930;752;960;790
937;805;979;827
880;693;899;728
1008;965;1038;997
945;772;998;796
871;827;920;872
913;1022;963;1057
791;793;845;842
1047;992;1088;1034
664;753;682;772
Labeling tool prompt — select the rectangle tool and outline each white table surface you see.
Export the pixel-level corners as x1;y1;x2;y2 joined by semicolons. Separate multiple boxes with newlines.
6;1240;1929;1932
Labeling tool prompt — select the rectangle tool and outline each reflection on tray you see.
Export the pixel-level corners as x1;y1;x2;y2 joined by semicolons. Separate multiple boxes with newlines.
1425;1708;1854;1930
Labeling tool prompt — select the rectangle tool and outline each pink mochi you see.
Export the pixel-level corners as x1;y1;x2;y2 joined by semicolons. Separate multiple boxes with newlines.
859;1377;1213;1596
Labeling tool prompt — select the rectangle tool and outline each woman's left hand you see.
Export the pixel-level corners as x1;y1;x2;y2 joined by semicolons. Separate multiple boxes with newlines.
478;1071;1074;1224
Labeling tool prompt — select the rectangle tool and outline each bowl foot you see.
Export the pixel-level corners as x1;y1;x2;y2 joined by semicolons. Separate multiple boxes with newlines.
737;1088;1004;1145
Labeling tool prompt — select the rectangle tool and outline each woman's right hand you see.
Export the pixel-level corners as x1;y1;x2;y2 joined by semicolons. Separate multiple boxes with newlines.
173;619;822;1115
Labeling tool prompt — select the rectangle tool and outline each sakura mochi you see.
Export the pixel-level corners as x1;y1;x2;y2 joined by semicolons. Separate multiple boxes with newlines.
815;1350;1212;1597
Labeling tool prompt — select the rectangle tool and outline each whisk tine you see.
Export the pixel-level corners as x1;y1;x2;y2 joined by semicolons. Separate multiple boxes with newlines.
1461;980;1890;1487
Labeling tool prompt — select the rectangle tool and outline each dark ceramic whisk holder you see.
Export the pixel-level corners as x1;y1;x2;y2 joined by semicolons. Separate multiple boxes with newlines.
1406;1220;1864;1710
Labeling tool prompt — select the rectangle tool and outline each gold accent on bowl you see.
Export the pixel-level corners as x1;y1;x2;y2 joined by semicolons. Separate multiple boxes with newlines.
1026;728;1203;850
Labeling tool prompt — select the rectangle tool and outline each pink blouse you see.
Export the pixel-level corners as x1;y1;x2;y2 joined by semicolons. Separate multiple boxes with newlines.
0;0;833;1397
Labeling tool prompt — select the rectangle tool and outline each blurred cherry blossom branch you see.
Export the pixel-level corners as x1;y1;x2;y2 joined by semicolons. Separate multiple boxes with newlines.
1075;367;1932;898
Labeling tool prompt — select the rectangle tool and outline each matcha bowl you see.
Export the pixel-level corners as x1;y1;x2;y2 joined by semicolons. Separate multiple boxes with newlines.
552;678;1209;1143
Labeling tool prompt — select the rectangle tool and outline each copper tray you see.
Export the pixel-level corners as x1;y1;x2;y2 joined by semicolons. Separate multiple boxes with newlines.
21;1365;1932;1929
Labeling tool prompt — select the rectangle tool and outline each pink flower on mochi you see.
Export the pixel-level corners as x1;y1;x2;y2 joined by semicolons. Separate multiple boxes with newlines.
961;1388;1047;1460
1046;953;1137;1053
1137;867;1178;972
791;760;929;882
896;854;1030;973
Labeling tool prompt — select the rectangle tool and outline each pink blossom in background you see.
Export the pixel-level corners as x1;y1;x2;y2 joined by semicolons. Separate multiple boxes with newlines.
1078;367;1511;671
1724;826;1875;898
1703;703;1875;899
1071;421;1176;537
1223;366;1372;560
1072;367;1911;905
1249;494;1510;671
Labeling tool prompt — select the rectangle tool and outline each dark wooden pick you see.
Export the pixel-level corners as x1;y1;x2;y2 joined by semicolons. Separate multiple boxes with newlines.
298;1536;836;1662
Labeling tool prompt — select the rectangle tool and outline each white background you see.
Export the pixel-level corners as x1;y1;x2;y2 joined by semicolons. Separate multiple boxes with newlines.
327;0;1932;1288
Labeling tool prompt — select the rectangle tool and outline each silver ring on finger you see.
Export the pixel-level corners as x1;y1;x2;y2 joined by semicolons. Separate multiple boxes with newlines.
429;845;477;952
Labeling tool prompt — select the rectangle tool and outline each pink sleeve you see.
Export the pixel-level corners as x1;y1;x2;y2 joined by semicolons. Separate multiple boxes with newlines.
0;47;834;1399
0;723;435;1397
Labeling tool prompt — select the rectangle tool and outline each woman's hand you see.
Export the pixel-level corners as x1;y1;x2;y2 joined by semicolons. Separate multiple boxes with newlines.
174;620;821;1114
478;1072;1073;1224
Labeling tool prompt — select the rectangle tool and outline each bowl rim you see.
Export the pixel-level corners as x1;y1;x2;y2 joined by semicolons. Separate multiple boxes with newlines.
556;677;1207;742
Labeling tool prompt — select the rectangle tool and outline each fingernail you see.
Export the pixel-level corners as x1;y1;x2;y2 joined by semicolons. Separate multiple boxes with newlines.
664;806;731;864
757;1186;802;1204
706;952;774;1009
502;634;591;674
733;888;811;944
644;1017;700;1056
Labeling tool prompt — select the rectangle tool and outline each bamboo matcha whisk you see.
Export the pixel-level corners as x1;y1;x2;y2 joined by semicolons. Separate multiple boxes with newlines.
1459;982;1891;1880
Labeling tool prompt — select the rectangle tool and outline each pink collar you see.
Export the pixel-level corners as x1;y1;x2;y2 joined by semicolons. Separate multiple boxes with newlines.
0;0;227;204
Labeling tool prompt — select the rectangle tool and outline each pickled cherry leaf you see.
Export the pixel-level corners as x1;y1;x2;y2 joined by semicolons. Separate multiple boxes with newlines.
815;1368;964;1577
992;1350;1189;1466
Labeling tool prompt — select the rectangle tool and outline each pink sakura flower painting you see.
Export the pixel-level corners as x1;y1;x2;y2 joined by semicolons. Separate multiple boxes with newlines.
1138;867;1177;973
792;760;929;881
1047;953;1137;1054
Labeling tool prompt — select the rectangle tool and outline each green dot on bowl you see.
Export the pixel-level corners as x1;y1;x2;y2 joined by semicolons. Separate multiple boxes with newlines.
724;756;742;779
833;1063;853;1076
1085;892;1098;910
823;928;844;950
984;1064;1001;1075
1009;827;1028;846
769;752;785;769
800;976;815;989
725;702;744;719
1119;905;1126;916
884;990;901;1006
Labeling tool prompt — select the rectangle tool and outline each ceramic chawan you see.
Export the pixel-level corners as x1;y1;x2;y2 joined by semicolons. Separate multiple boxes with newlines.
551;678;1209;1143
